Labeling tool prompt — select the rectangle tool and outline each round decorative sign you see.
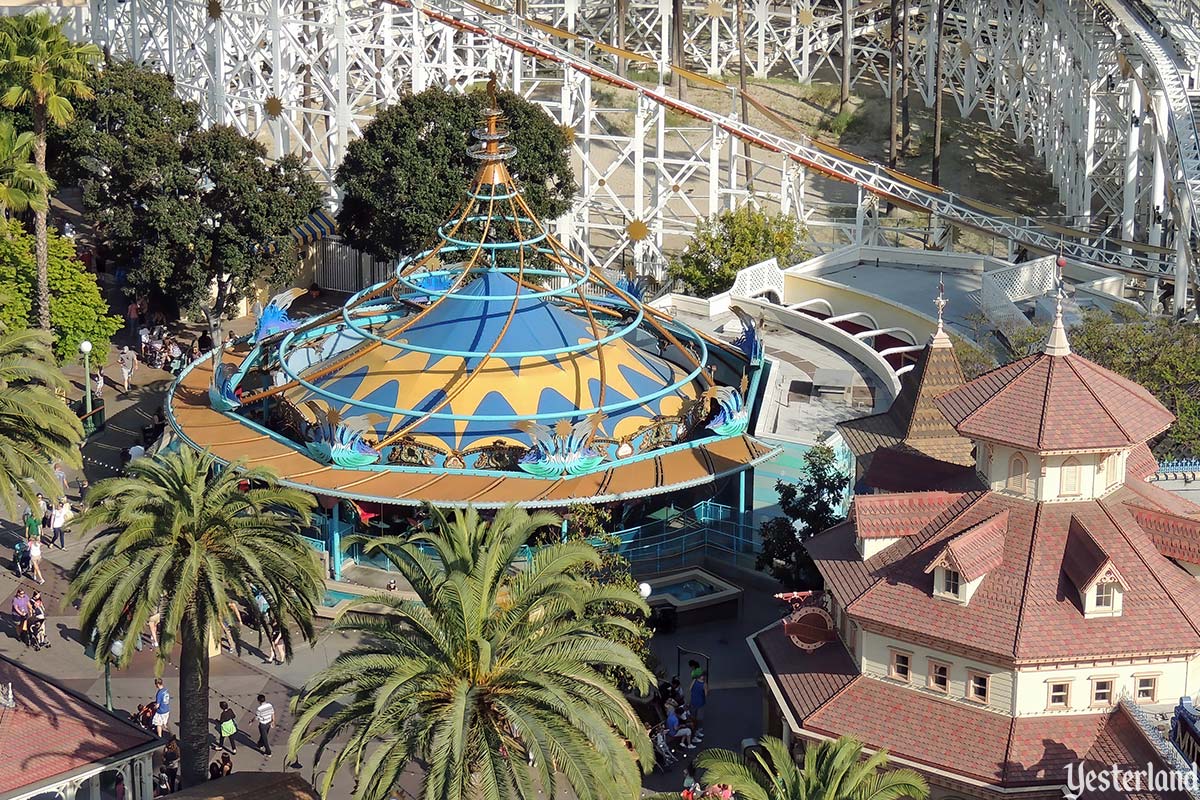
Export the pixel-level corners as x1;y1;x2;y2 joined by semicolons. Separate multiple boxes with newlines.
783;606;834;652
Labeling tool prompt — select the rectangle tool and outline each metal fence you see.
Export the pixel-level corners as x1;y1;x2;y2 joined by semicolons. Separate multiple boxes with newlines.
314;239;397;293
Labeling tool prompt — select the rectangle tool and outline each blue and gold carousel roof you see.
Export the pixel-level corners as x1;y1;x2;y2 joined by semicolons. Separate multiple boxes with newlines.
180;82;774;506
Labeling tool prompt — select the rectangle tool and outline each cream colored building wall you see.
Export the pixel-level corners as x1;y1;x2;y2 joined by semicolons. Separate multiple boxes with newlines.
979;444;1129;502
858;535;899;559
861;630;1014;714
1013;658;1190;716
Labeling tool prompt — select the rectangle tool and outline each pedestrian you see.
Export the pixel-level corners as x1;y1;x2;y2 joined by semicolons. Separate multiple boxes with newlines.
683;761;702;798
688;658;703;681
161;737;181;791
23;510;40;543
250;693;274;757
118;346;138;393
92;369;105;402
50;499;71;549
29;592;47;650
151;677;171;737
689;672;707;737
215;700;238;753
53;463;68;496
270;624;286;665
114;772;126;800
28;538;44;584
208;762;223;780
36;493;49;539
664;700;695;749
220;751;233;775
11;588;30;646
126;297;140;341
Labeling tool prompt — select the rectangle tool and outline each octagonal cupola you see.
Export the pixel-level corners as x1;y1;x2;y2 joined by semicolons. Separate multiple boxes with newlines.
933;304;1173;503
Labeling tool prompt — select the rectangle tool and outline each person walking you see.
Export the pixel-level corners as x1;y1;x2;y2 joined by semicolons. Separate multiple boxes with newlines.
215;700;238;753
35;493;49;541
151;677;171;737
23;510;39;544
118;347;138;393
161;737;181;792
50;499;71;550
11;588;30;646
250;694;274;757
28;538;44;585
53;463;68;497
689;671;708;739
126;297;140;341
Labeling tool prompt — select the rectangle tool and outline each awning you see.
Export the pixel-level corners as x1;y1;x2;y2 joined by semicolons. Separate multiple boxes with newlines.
264;208;338;255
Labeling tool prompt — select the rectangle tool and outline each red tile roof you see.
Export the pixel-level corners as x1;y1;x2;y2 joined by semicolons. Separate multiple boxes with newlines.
859;447;981;493
1127;442;1159;482
852;491;966;539
1126;502;1200;563
0;657;158;794
1062;516;1124;596
821;485;1200;662
934;352;1174;451
927;510;1008;582
752;623;858;720
802;675;1168;791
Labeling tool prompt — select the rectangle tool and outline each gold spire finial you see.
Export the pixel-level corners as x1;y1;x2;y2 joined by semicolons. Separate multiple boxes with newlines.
486;71;499;110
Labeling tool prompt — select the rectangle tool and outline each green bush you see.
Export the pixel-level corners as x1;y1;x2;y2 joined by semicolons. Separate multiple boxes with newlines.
0;219;122;362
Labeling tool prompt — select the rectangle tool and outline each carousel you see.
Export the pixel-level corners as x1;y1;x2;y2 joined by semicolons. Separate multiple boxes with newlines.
165;83;776;569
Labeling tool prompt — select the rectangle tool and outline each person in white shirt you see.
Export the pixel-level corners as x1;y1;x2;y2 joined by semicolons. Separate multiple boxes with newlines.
49;500;72;549
249;694;274;756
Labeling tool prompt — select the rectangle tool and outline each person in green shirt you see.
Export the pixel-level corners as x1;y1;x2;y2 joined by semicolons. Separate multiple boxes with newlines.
23;512;39;542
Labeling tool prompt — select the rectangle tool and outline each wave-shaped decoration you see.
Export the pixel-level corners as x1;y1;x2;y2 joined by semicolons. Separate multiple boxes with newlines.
303;403;382;467
706;386;749;436
209;362;240;411
252;288;307;344
515;413;606;477
732;307;764;361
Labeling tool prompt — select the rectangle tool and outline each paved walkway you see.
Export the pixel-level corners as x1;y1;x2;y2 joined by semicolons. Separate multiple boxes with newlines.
3;341;774;798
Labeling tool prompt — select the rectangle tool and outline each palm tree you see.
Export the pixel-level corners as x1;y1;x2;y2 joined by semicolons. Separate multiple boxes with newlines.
67;448;324;786
289;505;654;800
0;324;81;514
0;13;100;329
697;736;928;800
0;118;51;221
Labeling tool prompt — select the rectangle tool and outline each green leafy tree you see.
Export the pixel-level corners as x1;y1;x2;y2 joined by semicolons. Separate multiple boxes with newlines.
0;12;100;329
57;61;202;304
289;505;653;800
668;205;809;297
950;334;996;380
0;218;121;361
336;86;576;260
0;324;82;514
0;118;50;218
757;444;848;588
1069;308;1200;459
696;736;927;800
68;448;323;786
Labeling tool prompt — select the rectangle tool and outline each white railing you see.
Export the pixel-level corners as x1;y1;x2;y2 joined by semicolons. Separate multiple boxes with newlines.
980;256;1057;336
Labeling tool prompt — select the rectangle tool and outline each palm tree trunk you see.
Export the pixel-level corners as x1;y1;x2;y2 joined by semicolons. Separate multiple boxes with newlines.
32;101;50;330
179;613;212;787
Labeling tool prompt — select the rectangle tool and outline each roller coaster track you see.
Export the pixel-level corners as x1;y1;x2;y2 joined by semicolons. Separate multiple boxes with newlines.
397;0;1181;283
1097;0;1199;297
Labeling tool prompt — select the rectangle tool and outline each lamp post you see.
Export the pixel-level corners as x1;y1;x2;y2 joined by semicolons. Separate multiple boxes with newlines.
79;340;93;418
638;582;652;600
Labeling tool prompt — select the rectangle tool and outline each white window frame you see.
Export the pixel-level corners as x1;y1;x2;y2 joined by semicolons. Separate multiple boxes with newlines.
1061;457;1081;496
966;670;989;704
1047;681;1071;709
1090;677;1116;708
1135;675;1159;704
927;659;950;694
1007;452;1028;493
888;649;912;683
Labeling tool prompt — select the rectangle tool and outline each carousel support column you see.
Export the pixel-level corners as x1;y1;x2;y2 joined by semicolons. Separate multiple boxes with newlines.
330;502;342;581
1121;64;1142;261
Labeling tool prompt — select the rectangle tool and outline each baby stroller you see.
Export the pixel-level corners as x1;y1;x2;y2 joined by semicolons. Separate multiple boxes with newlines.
11;540;31;578
28;610;48;651
651;723;679;771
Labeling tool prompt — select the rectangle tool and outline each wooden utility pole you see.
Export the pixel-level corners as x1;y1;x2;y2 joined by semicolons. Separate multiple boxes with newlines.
737;0;753;190
932;0;945;185
900;1;910;155
840;0;851;111
888;0;900;171
672;0;686;100
616;0;628;77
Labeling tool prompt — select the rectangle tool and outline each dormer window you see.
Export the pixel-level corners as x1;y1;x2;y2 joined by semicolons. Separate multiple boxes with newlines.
1093;581;1120;613
1065;517;1128;619
1007;452;1028;494
923;512;1007;605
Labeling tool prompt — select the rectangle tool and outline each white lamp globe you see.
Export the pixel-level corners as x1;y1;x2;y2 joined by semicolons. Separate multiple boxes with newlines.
79;340;93;355
638;582;652;599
